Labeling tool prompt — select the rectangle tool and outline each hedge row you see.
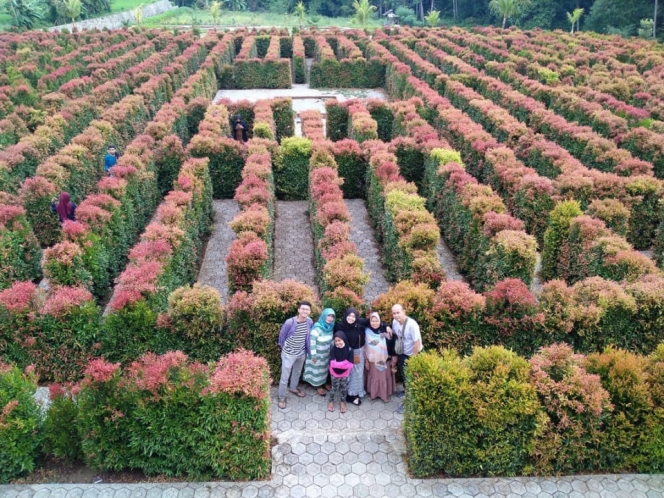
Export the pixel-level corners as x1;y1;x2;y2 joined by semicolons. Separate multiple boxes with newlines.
233;35;291;89
292;35;306;84
188;104;243;199
424;149;537;291
386;35;664;253
303;115;367;310
309;35;384;89
325;99;349;142
541;200;661;285
0;349;270;483
101;156;212;365
274;136;311;200
405;344;664;477
363;138;445;287
38;36;219;300
227;139;276;293
427;29;664;180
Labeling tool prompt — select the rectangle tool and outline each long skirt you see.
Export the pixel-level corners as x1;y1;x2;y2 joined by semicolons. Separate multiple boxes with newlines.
365;357;396;402
347;348;366;397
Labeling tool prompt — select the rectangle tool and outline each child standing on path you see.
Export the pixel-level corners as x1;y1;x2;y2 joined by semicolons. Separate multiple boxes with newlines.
327;331;354;414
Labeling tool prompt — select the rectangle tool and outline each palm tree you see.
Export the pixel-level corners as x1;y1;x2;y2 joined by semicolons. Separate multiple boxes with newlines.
566;7;584;33
489;0;529;28
4;0;43;29
293;0;306;28
209;0;222;24
424;9;440;26
133;4;143;25
61;0;81;28
352;0;376;27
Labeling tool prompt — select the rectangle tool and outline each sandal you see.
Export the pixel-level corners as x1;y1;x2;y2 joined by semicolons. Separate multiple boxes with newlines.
317;388;327;396
289;388;306;398
278;398;286;409
352;397;362;406
327;402;334;412
340;402;347;414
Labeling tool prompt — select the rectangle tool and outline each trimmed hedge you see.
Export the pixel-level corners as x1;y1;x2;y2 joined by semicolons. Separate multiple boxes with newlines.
425;150;537;292
364;140;445;288
227;139;276;293
325;99;349;142
65;350;270;479
0;283;100;382
233;36;291;89
188;103;244;199
292;35;306;84
274;136;311;200
0;205;41;290
405;343;664;477
102;157;213;365
0;363;41;483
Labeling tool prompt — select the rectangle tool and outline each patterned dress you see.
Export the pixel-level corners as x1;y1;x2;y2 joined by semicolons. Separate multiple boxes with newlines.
303;308;335;387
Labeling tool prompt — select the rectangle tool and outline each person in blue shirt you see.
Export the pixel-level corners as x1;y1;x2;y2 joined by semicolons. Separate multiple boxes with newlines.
104;145;119;174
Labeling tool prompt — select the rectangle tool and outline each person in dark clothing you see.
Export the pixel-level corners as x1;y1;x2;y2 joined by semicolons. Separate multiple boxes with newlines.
233;114;249;142
51;192;76;223
327;331;354;413
333;308;387;405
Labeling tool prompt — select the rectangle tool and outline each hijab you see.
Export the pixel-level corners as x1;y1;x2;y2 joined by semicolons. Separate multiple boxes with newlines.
367;312;384;333
334;307;365;350
314;308;335;335
365;312;389;371
55;192;74;222
331;331;354;363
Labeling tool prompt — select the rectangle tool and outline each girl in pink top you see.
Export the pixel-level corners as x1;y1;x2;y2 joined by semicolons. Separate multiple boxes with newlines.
327;331;353;413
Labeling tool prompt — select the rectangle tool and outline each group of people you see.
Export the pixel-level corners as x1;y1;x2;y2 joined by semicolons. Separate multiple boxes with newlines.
278;302;422;414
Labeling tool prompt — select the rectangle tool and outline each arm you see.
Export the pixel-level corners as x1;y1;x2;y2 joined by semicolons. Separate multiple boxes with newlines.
278;318;292;348
308;327;318;360
411;321;422;355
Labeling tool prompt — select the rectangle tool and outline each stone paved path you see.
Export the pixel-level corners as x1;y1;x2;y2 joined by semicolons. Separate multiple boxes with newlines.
345;199;390;303
197;200;240;302
273;201;318;293
436;237;465;283
5;383;664;497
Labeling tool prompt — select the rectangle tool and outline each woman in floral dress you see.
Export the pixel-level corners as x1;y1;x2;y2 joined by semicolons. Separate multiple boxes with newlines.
303;308;336;395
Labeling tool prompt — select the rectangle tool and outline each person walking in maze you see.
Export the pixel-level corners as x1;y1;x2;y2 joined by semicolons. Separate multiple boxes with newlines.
233;114;249;143
104;144;119;175
277;301;313;409
51;191;76;223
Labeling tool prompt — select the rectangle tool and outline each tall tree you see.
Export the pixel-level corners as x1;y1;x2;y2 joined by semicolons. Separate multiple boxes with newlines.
293;0;306;27
209;0;222;24
61;0;80;27
352;0;376;27
489;0;529;27
567;7;584;32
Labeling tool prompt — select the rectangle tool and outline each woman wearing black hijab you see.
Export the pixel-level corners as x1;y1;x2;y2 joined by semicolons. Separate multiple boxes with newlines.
334;308;370;405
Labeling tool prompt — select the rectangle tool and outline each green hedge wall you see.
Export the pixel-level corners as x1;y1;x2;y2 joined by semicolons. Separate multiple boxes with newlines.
233;60;292;89
274;137;311;200
405;344;664;477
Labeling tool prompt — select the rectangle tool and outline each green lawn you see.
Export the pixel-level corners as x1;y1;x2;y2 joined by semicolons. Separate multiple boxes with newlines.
144;7;383;28
111;0;160;14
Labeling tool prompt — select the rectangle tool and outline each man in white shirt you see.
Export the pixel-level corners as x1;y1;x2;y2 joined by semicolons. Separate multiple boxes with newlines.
391;303;422;414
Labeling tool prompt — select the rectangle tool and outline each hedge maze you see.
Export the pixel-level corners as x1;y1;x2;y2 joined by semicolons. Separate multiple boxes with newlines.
2;26;664;481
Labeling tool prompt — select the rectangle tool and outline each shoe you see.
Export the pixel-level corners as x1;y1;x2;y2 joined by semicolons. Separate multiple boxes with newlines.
395;390;406;398
397;402;404;414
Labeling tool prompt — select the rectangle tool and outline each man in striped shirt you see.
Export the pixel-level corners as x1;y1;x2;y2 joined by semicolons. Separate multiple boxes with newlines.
277;301;314;409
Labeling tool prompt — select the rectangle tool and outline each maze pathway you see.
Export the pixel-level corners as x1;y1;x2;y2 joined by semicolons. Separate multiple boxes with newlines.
436;237;466;283
345;199;391;303
273;201;319;293
197;200;240;302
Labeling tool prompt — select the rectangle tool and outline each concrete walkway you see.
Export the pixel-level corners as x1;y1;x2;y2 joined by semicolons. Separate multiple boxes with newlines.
4;384;664;497
273;201;318;293
345;199;390;303
197;200;240;302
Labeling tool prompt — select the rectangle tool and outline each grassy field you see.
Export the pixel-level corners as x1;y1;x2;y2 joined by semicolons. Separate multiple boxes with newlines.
144;7;384;28
111;0;159;14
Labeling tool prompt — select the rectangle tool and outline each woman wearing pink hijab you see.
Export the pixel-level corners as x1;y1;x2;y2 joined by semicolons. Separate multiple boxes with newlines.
51;192;77;223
